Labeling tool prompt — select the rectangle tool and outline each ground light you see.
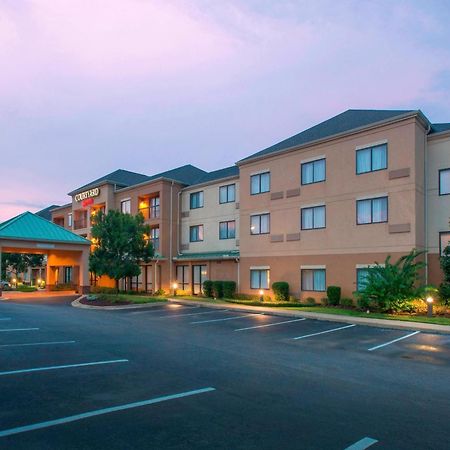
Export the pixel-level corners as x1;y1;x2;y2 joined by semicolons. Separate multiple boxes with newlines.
172;282;178;297
12;278;17;288
426;296;434;317
259;289;264;302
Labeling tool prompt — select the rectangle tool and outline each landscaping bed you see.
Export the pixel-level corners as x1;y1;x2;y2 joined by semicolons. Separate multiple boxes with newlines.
81;293;167;306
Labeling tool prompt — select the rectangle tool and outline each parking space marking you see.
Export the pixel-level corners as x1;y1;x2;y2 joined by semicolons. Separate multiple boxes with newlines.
0;387;216;438
129;305;199;315
0;318;11;321
0;341;76;349
156;309;229;319
191;313;260;324
0;328;39;332
235;318;306;331
0;359;128;376
344;436;378;449
368;331;420;352
292;324;356;340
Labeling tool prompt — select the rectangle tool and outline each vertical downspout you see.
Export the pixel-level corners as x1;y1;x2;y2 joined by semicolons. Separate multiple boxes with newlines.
177;191;182;255
169;181;174;286
236;258;240;293
424;123;431;284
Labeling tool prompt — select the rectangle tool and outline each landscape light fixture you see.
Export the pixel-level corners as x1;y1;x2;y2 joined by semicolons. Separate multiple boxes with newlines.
172;282;178;296
259;289;264;302
426;296;434;317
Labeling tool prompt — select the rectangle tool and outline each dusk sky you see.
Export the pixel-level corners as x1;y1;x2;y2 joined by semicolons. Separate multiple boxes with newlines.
1;0;450;222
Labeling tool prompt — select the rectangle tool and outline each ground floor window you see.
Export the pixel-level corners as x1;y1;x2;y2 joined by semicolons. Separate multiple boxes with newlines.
250;269;269;289
63;266;72;284
356;268;370;291
176;265;189;291
192;265;207;295
301;268;326;292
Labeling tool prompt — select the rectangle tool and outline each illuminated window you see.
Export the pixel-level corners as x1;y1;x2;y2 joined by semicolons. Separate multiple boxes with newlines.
121;199;131;214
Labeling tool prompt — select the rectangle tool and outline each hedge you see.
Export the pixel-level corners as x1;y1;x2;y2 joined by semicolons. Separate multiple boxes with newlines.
202;280;213;297
327;286;341;306
272;281;289;302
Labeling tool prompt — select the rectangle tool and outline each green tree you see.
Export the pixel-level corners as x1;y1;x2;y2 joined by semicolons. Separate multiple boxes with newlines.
1;253;44;280
356;249;427;312
89;210;154;291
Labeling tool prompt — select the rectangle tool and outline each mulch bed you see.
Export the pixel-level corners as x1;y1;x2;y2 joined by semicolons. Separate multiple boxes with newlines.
79;298;131;306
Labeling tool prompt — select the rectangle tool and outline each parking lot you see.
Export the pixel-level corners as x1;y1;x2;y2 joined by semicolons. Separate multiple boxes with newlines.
0;296;449;449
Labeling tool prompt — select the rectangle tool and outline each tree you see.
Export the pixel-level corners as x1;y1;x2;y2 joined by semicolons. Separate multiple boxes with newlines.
1;253;45;281
356;249;427;312
89;210;154;291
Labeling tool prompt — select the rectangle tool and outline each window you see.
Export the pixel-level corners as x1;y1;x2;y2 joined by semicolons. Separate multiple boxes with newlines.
193;265;207;295
150;227;160;252
301;159;326;185
301;205;326;230
68;213;73;227
440;232;450;255
357;196;388;224
301;269;326;291
219;220;236;239
150;197;160;218
439;169;450;195
219;184;236;203
356;268;370;291
176;265;189;291
250;213;270;235
250;269;269;289
250;172;270;195
190;225;204;242
356;144;387;174
190;191;204;209
63;266;73;284
121;199;131;214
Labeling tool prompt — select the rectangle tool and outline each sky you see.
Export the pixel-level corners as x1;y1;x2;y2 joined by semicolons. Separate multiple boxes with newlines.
1;0;450;222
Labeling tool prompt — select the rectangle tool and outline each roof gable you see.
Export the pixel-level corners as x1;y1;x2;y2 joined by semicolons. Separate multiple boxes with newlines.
0;212;90;244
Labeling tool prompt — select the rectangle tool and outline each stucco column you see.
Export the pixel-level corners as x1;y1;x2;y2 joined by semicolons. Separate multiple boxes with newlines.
78;247;90;294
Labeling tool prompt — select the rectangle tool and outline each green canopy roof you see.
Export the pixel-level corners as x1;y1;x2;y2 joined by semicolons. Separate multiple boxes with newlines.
0;212;90;245
174;250;239;261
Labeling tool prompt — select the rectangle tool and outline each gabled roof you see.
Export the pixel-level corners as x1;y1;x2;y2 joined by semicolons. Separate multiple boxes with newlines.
36;205;60;221
192;166;239;185
239;109;425;163
69;169;149;195
431;123;450;134
0;212;90;244
145;164;207;185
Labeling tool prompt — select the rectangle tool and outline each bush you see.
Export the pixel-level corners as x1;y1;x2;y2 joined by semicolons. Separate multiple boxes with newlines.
321;297;329;306
234;293;258;301
16;285;37;292
49;283;75;291
439;282;450;306
212;280;224;298
91;286;118;294
304;296;316;305
272;281;289;302
340;297;353;307
153;289;166;297
203;280;213;298
222;281;236;298
327;286;341;305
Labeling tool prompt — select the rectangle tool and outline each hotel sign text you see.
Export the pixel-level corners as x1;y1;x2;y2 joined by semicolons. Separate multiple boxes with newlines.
74;188;100;202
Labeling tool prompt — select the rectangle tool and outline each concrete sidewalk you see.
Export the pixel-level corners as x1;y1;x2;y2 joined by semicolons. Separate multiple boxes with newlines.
167;298;450;334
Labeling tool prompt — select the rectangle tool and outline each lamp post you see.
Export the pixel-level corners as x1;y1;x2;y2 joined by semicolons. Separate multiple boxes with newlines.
426;296;434;317
259;289;264;302
12;278;17;289
172;282;178;297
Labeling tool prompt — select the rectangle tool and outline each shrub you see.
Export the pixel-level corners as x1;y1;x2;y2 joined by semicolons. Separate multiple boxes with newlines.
356;249;427;313
340;297;353;307
327;286;341;306
212;281;224;298
439;282;450;306
91;286;118;294
203;280;213;298
153;289;166;297
321;297;329;306
272;281;289;302
17;285;37;293
304;296;316;305
234;293;258;301
222;281;236;298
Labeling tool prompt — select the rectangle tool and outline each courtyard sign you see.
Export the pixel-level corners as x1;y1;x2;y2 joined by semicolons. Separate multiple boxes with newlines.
74;188;100;203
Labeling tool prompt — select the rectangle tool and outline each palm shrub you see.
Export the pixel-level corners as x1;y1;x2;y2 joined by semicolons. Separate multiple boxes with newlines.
356;249;426;313
272;282;289;302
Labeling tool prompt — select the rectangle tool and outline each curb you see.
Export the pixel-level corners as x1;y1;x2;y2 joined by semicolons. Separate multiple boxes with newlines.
167;298;450;334
71;296;168;310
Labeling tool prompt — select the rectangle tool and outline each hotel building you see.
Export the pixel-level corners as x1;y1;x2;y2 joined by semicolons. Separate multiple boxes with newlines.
47;109;450;299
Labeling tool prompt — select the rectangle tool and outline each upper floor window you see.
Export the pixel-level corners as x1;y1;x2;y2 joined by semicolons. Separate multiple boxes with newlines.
439;169;450;195
301;268;326;292
356;143;387;174
301;205;326;230
301;159;326;185
150;227;160;252
121;199;131;214
68;213;73;228
250;213;270;235
219;220;236;239
219;184;236;203
250;269;269;289
357;196;388;224
150;197;160;218
250;172;270;195
190;191;204;209
440;232;450;255
190;225;204;242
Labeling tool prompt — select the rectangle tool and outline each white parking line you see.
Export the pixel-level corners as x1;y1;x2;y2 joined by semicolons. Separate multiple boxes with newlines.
344;436;378;449
0;387;216;438
0;318;11;321
368;331;420;352
235;318;306;331
0;328;39;332
292;324;356;340
156;309;229;319
129;306;198;315
0;359;128;376
0;341;76;348
191;313;260;324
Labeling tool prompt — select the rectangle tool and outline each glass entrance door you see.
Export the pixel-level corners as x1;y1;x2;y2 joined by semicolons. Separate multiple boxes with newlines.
192;265;207;295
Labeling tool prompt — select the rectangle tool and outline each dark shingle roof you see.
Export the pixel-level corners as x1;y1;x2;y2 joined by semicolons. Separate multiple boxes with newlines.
239;109;419;163
35;205;60;221
193;166;239;185
431;123;450;134
145;164;207;185
69;169;149;195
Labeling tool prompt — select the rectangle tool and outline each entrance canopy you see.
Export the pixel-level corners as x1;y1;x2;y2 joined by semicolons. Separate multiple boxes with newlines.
0;212;91;294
